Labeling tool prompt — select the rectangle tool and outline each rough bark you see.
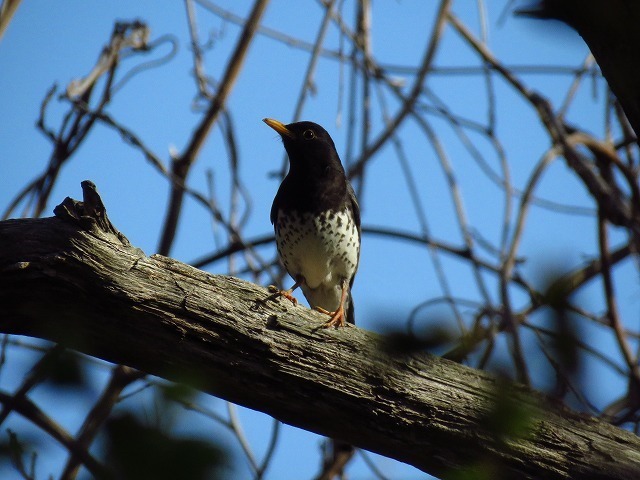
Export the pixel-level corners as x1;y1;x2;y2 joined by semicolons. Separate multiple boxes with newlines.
1;181;640;479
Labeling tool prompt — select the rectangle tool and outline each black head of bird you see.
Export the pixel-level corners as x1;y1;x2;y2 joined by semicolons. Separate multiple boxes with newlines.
262;118;346;181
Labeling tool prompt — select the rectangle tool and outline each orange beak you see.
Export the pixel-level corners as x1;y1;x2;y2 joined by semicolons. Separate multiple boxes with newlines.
263;118;295;139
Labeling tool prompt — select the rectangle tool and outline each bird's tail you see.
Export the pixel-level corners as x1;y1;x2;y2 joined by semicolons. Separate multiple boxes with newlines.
346;291;355;325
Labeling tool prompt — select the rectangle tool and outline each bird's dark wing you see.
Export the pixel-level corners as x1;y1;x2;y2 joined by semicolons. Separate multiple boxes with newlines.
270;193;278;225
346;180;361;294
270;181;286;225
346;181;361;233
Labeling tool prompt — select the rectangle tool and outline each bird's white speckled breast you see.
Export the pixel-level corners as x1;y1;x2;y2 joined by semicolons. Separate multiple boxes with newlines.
274;209;359;291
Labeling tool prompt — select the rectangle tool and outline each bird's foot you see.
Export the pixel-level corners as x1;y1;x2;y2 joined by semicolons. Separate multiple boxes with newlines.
266;285;298;306
315;306;352;328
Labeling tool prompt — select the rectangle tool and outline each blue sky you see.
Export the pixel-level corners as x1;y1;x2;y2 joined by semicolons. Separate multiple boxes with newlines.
1;1;637;479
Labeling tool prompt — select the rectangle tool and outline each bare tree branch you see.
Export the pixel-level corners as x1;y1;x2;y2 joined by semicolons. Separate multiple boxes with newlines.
0;391;107;478
0;0;22;41
59;365;145;480
157;0;270;256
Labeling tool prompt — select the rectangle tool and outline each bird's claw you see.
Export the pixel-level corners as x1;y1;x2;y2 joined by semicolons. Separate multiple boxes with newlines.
315;306;351;329
266;285;298;306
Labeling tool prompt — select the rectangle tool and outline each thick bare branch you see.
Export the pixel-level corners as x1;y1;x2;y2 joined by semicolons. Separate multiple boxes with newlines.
1;183;640;479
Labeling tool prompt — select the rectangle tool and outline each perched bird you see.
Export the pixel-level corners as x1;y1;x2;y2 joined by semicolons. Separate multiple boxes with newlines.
264;118;360;328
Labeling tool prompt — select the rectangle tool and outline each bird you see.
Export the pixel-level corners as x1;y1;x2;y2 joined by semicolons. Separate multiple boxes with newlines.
263;118;360;328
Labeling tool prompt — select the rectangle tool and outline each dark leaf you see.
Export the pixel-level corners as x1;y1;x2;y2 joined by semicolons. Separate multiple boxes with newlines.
104;413;227;480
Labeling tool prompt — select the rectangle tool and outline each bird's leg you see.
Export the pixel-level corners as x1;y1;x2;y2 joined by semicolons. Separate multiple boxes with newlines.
316;279;351;328
278;282;300;305
266;276;304;306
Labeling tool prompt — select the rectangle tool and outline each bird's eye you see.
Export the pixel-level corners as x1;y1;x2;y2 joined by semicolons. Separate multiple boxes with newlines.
302;129;315;140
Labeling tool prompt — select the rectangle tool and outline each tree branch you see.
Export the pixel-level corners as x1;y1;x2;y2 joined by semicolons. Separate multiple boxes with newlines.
1;182;640;479
157;0;269;256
